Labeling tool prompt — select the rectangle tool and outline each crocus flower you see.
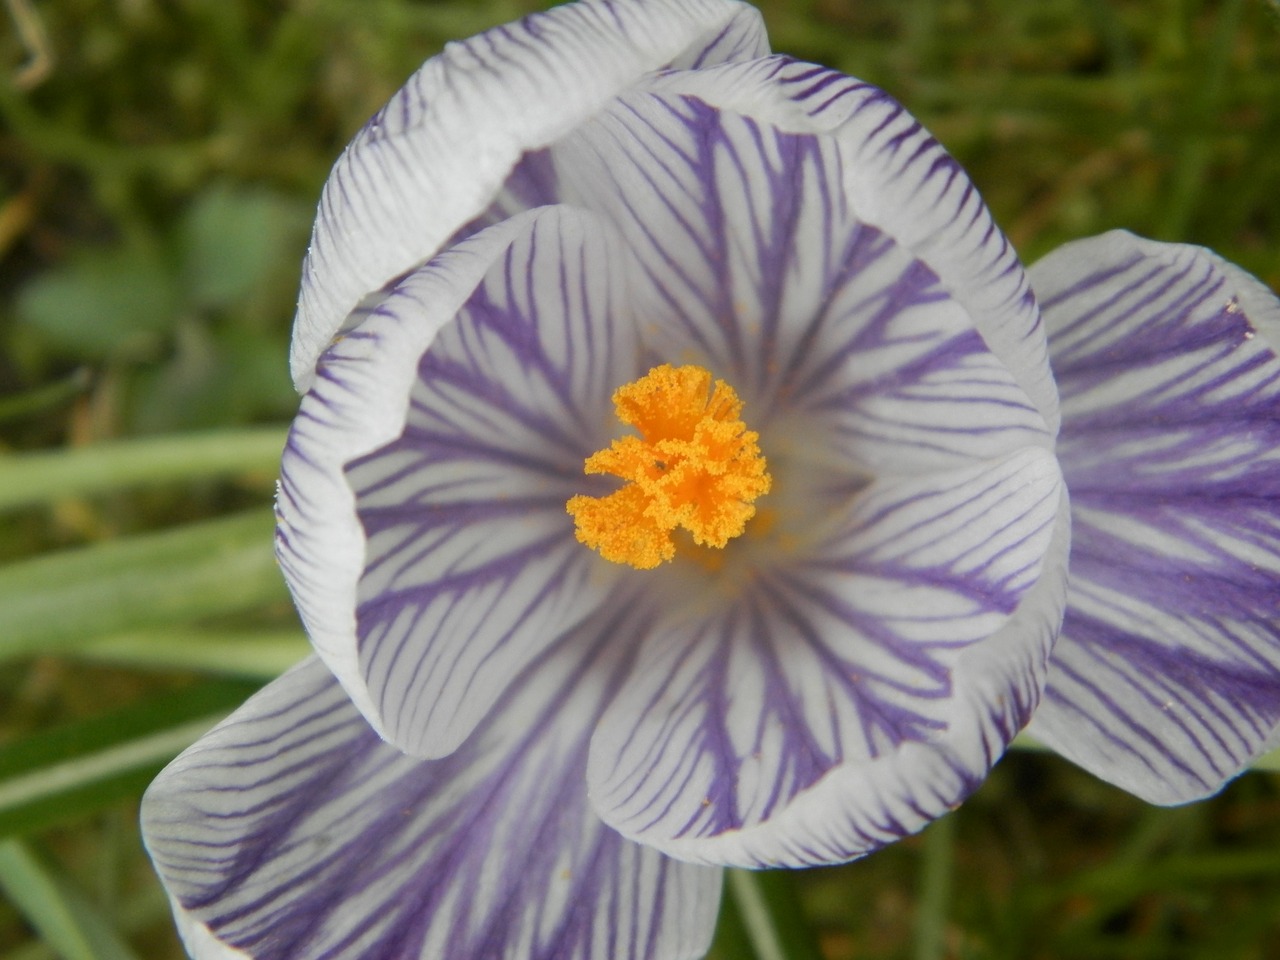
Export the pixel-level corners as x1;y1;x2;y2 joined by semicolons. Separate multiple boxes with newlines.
140;1;1280;958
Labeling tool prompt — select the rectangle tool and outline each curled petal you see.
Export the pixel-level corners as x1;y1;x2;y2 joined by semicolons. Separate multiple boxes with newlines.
278;206;635;752
635;57;1058;432
279;214;539;733
143;622;722;960
588;447;1068;867
291;0;767;390
1027;230;1280;803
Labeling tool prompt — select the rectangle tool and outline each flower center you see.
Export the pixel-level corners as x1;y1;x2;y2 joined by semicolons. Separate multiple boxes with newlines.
566;364;771;570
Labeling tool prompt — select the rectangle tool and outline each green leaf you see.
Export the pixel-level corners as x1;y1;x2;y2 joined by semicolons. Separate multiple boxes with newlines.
0;428;285;512
125;319;221;433
214;327;300;421
0;509;287;660
16;245;180;360
0;678;260;838
179;182;306;310
0;838;146;960
128;326;295;432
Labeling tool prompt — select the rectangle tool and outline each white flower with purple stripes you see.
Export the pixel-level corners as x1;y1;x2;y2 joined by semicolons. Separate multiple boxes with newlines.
140;1;1280;958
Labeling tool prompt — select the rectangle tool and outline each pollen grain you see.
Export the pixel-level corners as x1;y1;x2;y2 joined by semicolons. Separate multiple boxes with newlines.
567;364;771;570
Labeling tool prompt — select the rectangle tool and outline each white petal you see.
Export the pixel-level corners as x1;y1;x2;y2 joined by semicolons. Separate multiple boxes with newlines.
349;209;641;756
144;641;722;960
277;206;633;750
587;448;1069;867
1027;230;1280;803
636;57;1058;432
291;0;767;390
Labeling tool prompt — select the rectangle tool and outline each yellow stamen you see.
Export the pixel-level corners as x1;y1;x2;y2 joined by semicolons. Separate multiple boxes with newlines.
567;364;771;569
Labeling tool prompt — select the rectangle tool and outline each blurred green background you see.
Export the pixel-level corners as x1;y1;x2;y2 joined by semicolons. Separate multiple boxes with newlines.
0;0;1278;958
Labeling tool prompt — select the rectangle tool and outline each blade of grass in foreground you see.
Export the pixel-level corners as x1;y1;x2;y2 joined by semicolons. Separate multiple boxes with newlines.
0;509;286;661
726;869;824;960
0;677;261;838
0;428;286;512
0;839;142;960
913;813;955;960
70;627;309;679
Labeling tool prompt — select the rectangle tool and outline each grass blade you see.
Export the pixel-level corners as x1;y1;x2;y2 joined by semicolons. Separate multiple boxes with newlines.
0;428;285;512
0;678;260;837
0;509;285;661
0;840;141;960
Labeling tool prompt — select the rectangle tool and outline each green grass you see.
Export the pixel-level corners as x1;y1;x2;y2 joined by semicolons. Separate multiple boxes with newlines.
1;0;1278;957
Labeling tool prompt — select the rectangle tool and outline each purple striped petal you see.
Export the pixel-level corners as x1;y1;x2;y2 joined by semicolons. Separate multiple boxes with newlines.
351;208;644;757
143;614;722;960
547;91;1052;479
278;206;636;754
291;0;767;391
1025;230;1280;803
588;448;1068;867
635;56;1057;432
279;214;544;733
